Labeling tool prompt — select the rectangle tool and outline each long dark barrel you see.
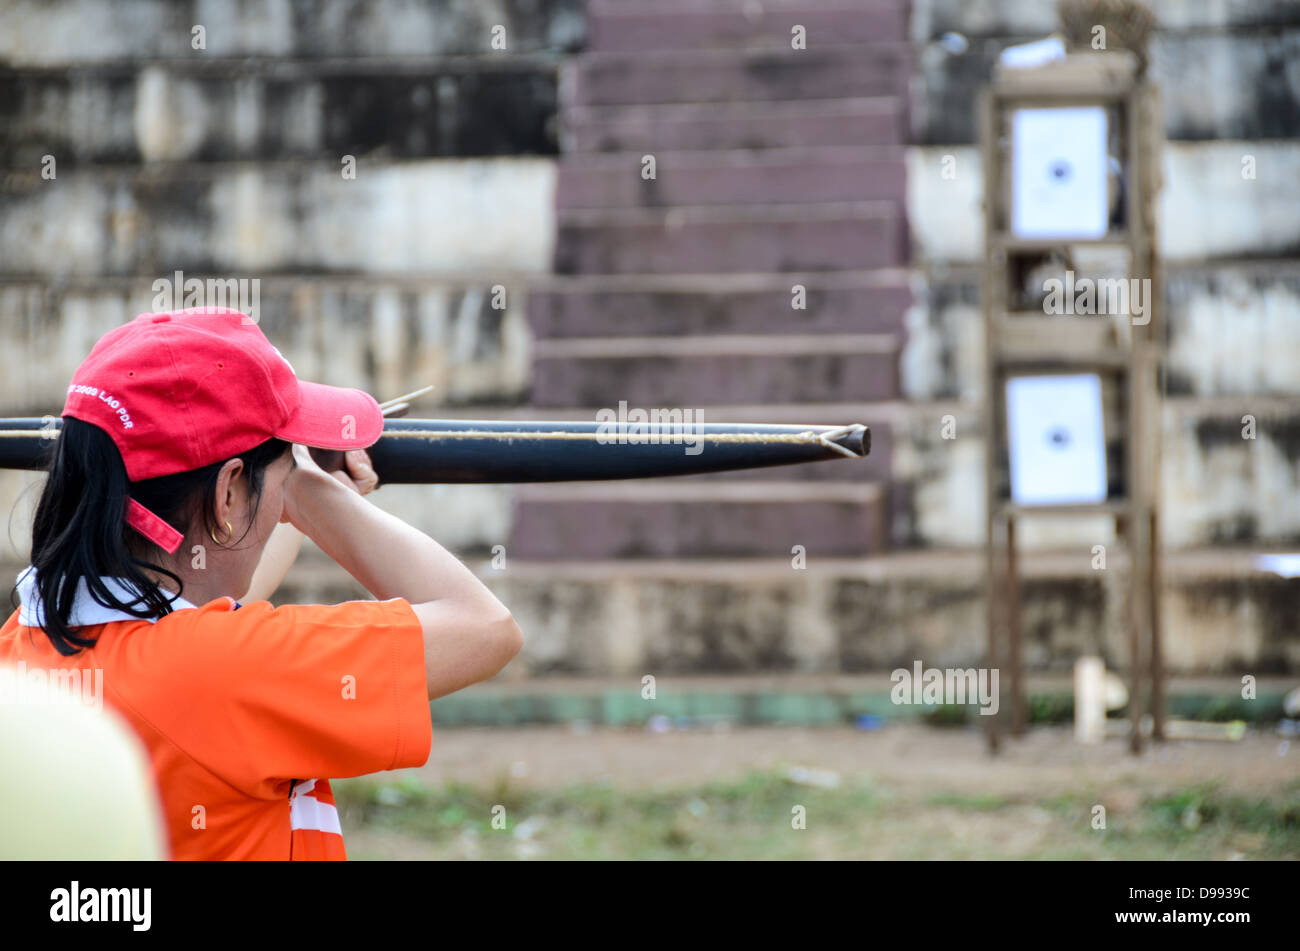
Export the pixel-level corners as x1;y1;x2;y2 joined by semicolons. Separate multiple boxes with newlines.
0;418;869;483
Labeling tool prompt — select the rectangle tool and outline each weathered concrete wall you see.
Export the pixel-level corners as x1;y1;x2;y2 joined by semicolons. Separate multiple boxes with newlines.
0;277;534;413
911;0;1300;143
136;551;1287;678
912;0;1300;37
907;143;1300;264
1;160;556;276
273;555;1296;677
1;64;561;165
0;0;584;63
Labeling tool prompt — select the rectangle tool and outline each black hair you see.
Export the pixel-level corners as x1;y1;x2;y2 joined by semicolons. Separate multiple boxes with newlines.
20;418;290;655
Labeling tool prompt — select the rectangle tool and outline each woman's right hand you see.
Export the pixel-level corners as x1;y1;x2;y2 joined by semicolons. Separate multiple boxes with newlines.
281;445;379;529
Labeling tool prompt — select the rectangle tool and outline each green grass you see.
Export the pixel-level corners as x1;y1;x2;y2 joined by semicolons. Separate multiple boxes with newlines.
333;772;1300;860
1143;784;1300;840
336;770;881;860
923;791;1010;811
1030;781;1300;859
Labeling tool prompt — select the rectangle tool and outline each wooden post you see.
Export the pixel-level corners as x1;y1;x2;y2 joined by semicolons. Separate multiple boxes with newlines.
1007;515;1025;735
985;514;1003;754
1149;508;1164;741
1128;509;1147;754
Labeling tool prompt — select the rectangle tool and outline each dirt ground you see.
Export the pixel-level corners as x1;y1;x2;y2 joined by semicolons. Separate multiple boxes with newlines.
394;722;1296;796
337;723;1299;860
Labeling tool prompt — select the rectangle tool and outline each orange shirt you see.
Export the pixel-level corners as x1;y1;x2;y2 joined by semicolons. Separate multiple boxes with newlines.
0;593;431;860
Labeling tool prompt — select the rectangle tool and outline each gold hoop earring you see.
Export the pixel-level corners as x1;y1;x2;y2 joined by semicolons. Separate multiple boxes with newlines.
210;520;233;545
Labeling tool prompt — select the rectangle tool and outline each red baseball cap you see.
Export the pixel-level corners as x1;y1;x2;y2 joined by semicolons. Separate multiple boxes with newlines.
62;307;384;553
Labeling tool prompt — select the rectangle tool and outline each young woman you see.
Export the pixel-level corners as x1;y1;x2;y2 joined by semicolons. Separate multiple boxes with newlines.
0;307;522;860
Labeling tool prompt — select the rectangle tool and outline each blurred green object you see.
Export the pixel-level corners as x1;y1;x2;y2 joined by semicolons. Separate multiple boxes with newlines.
429;684;1290;728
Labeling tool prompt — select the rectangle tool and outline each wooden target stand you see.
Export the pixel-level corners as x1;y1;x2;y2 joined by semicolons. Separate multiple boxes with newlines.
978;51;1164;754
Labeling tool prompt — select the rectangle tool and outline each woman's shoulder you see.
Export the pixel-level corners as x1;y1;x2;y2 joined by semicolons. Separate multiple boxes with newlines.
101;597;417;713
145;596;420;646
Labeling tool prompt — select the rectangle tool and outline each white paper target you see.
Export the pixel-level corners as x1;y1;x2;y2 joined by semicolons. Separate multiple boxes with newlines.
1005;373;1107;505
1011;107;1109;239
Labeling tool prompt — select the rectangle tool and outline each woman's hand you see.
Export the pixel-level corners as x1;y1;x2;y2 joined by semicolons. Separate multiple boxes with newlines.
332;449;380;496
249;447;381;603
281;446;379;528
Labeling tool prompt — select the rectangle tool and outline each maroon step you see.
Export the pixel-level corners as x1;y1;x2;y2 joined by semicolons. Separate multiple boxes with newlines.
562;97;905;152
527;272;911;338
510;481;888;558
529;334;900;406
555;202;905;274
556;146;905;208
563;45;910;107
588;1;909;53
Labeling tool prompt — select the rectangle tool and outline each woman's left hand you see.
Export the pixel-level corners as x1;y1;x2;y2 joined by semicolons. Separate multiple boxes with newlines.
248;447;379;603
333;449;379;497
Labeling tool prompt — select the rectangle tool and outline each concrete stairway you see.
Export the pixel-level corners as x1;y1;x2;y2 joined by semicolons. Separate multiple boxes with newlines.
518;0;912;560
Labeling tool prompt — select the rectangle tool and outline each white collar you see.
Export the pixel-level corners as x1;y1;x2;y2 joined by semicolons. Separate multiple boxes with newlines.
15;566;198;629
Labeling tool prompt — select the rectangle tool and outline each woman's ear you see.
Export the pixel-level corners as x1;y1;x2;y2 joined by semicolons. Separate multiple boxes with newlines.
213;458;246;527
